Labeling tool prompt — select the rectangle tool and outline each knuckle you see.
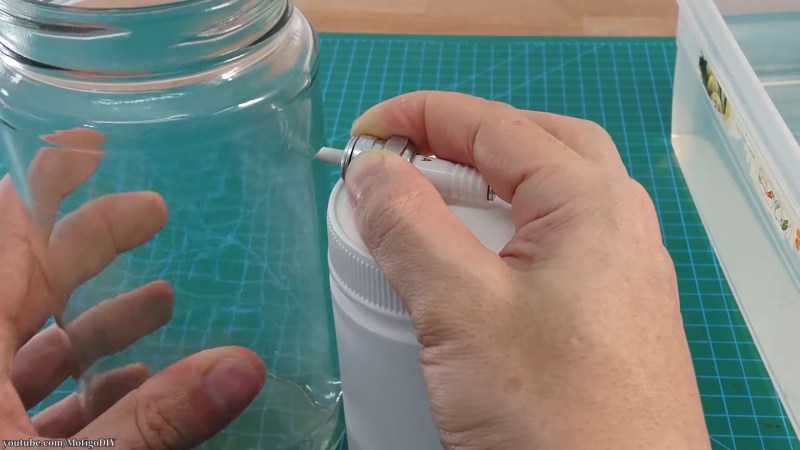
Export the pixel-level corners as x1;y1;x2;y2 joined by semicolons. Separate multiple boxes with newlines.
622;178;657;210
624;177;649;197
413;306;452;348
411;270;495;348
577;117;613;141
359;188;428;257
474;104;525;139
586;171;650;205
559;117;621;164
569;176;642;221
96;199;125;255
569;118;615;151
0;223;33;261
486;99;516;113
654;243;678;275
134;392;185;450
580;176;664;244
551;115;606;141
413;299;466;349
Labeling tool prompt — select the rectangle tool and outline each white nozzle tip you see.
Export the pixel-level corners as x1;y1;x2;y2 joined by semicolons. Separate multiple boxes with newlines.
315;147;343;165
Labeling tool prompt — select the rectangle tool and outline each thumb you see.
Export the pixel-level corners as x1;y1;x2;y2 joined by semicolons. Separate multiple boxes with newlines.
75;346;265;449
344;150;506;338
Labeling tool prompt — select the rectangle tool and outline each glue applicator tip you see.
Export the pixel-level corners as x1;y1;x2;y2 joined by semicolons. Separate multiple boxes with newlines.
315;147;343;165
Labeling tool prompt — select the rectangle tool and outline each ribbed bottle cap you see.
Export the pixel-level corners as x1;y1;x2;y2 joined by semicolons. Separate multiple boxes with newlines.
326;180;515;319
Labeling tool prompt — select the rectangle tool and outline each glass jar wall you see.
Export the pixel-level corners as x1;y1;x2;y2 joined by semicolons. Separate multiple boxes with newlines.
0;0;343;448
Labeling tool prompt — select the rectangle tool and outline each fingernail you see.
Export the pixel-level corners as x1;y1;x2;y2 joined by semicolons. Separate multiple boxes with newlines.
350;118;362;135
345;151;385;205
204;358;264;417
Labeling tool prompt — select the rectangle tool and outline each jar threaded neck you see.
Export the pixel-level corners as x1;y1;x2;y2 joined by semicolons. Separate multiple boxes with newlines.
0;0;290;74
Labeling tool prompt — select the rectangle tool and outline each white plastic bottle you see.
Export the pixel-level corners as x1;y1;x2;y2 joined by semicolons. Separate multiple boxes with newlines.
325;176;515;450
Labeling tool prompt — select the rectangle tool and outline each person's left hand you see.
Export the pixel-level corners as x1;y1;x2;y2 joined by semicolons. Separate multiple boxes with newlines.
0;128;266;448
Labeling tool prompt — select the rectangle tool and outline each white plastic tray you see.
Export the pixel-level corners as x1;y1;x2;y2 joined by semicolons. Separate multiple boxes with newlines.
671;0;800;435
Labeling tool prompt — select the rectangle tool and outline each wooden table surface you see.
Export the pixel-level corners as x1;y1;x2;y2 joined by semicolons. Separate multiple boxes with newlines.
294;0;679;36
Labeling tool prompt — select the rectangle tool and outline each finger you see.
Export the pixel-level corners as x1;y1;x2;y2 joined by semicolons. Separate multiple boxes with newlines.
65;280;173;377
76;347;266;449
28;127;105;234
0;176;37;434
49;192;168;307
520;110;626;173
351;90;584;204
12;281;173;408
41;128;106;151
33;363;150;438
344;150;511;339
16;191;168;342
0;175;34;353
27;132;104;235
12;325;71;409
0;378;34;436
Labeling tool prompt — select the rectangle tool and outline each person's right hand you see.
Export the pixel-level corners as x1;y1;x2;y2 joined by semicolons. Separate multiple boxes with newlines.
344;91;711;450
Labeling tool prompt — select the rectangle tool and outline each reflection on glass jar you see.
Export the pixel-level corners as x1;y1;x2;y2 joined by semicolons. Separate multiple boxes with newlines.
0;0;343;448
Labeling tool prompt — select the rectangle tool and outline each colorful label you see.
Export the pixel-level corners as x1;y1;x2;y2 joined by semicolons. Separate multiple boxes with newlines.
698;54;800;253
746;136;800;249
699;55;733;123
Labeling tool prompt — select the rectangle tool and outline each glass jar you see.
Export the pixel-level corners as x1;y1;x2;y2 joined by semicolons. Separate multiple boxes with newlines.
0;0;344;448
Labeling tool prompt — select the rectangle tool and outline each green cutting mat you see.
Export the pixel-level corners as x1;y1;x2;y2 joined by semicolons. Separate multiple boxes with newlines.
315;34;799;450
3;34;797;450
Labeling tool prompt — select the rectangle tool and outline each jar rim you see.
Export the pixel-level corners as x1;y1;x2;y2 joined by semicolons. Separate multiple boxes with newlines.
15;0;213;11
0;0;292;75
